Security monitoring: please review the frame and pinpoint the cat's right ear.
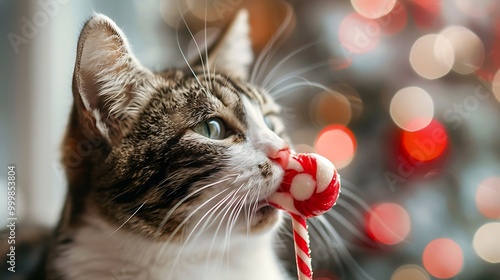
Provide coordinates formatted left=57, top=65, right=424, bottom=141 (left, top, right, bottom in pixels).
left=191, top=9, right=253, bottom=81
left=72, top=14, right=152, bottom=145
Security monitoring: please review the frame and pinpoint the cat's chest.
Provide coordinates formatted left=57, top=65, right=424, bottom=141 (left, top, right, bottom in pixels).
left=53, top=217, right=287, bottom=280
left=148, top=251, right=285, bottom=280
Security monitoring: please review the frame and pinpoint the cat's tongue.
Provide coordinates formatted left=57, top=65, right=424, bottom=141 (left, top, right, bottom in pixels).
left=268, top=153, right=341, bottom=219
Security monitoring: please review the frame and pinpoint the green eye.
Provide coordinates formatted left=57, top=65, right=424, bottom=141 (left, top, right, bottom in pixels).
left=264, top=116, right=275, bottom=131
left=193, top=118, right=226, bottom=139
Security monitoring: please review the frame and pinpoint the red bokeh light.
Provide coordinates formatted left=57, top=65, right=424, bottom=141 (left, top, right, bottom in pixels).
left=366, top=203, right=411, bottom=245
left=402, top=119, right=448, bottom=162
left=339, top=13, right=381, bottom=54
left=423, top=238, right=463, bottom=279
left=376, top=0, right=407, bottom=35
left=410, top=0, right=442, bottom=29
left=475, top=177, right=500, bottom=219
left=315, top=125, right=356, bottom=169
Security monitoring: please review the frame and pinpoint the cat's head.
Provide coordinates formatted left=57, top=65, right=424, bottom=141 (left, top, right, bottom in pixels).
left=63, top=11, right=291, bottom=244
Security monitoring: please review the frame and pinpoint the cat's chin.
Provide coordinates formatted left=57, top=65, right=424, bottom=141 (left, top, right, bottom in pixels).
left=247, top=202, right=281, bottom=234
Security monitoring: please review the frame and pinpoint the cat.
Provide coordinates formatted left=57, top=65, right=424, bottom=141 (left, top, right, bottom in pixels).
left=37, top=9, right=293, bottom=280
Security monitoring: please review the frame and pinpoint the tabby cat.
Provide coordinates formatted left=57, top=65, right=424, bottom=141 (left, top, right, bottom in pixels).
left=43, top=10, right=292, bottom=279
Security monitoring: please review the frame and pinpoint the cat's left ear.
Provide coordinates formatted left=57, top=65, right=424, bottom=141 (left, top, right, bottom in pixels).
left=194, top=9, right=253, bottom=81
left=72, top=14, right=153, bottom=145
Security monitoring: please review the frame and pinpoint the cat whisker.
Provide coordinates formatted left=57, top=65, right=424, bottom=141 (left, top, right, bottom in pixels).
left=175, top=6, right=209, bottom=94
left=336, top=199, right=367, bottom=226
left=249, top=3, right=293, bottom=85
left=323, top=210, right=373, bottom=244
left=265, top=60, right=330, bottom=91
left=182, top=189, right=235, bottom=246
left=204, top=0, right=211, bottom=87
left=341, top=183, right=373, bottom=213
left=205, top=188, right=246, bottom=277
left=155, top=175, right=237, bottom=236
left=244, top=188, right=255, bottom=236
left=163, top=187, right=238, bottom=278
left=260, top=40, right=323, bottom=88
left=176, top=0, right=207, bottom=81
left=223, top=192, right=247, bottom=276
left=162, top=182, right=246, bottom=278
left=176, top=25, right=207, bottom=94
left=246, top=185, right=262, bottom=232
left=108, top=201, right=146, bottom=237
left=177, top=188, right=233, bottom=245
left=271, top=78, right=332, bottom=100
left=315, top=215, right=376, bottom=280
left=222, top=196, right=246, bottom=275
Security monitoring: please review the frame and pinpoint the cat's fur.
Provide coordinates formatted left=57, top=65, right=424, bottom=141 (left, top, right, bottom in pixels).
left=43, top=10, right=291, bottom=280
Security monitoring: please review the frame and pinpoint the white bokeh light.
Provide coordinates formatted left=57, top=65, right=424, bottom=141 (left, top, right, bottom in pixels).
left=410, top=34, right=454, bottom=80
left=473, top=222, right=500, bottom=263
left=390, top=87, right=434, bottom=131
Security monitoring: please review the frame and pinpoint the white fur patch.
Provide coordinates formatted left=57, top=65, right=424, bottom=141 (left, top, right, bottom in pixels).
left=55, top=214, right=287, bottom=280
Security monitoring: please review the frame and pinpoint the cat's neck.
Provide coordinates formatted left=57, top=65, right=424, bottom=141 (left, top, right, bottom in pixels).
left=53, top=213, right=286, bottom=280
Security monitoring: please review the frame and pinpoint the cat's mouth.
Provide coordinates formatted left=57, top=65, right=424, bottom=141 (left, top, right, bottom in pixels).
left=255, top=201, right=277, bottom=215
left=245, top=201, right=280, bottom=233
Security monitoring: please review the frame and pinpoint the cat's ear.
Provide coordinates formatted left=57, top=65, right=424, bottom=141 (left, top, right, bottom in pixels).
left=72, top=14, right=152, bottom=145
left=196, top=9, right=253, bottom=81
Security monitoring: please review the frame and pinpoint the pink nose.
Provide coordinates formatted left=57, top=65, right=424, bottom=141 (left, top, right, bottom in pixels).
left=269, top=149, right=290, bottom=170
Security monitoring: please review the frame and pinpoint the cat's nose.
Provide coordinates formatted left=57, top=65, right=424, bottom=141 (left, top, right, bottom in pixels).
left=269, top=148, right=290, bottom=170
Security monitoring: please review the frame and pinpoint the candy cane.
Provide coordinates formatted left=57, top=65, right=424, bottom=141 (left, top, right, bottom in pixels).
left=269, top=153, right=341, bottom=280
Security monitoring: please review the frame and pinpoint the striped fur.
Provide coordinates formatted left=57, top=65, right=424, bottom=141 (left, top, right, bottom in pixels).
left=44, top=12, right=291, bottom=280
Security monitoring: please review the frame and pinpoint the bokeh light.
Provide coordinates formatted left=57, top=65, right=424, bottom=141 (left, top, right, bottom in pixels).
left=422, top=238, right=463, bottom=279
left=402, top=119, right=448, bottom=162
left=439, top=26, right=485, bottom=75
left=339, top=13, right=381, bottom=54
left=454, top=0, right=497, bottom=18
left=376, top=0, right=407, bottom=35
left=245, top=0, right=296, bottom=52
left=333, top=83, right=364, bottom=121
left=391, top=265, right=430, bottom=280
left=473, top=222, right=500, bottom=263
left=186, top=0, right=221, bottom=22
left=409, top=34, right=454, bottom=80
left=410, top=0, right=442, bottom=29
left=315, top=125, right=356, bottom=169
left=475, top=177, right=500, bottom=219
left=390, top=87, right=434, bottom=131
left=351, top=0, right=396, bottom=19
left=366, top=203, right=411, bottom=245
left=310, top=90, right=352, bottom=126
left=411, top=0, right=441, bottom=14
left=160, top=0, right=188, bottom=27
left=493, top=69, right=500, bottom=102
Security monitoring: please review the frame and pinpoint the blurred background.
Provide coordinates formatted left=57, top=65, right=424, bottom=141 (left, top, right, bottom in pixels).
left=1, top=0, right=500, bottom=279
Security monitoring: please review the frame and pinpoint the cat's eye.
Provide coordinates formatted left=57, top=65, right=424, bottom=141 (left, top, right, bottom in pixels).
left=264, top=115, right=275, bottom=131
left=193, top=118, right=227, bottom=140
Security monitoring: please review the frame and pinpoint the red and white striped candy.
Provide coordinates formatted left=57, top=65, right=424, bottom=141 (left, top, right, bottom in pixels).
left=268, top=153, right=341, bottom=280
left=269, top=153, right=341, bottom=219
